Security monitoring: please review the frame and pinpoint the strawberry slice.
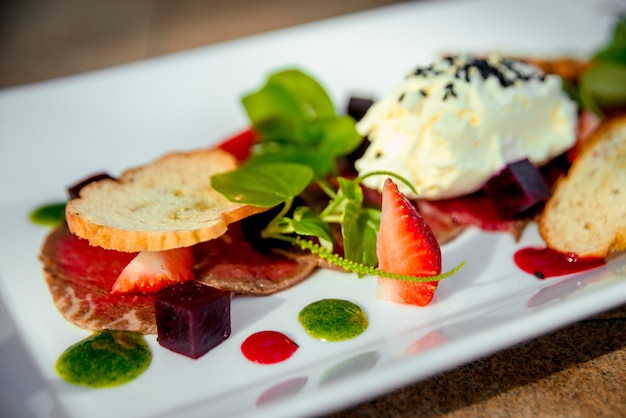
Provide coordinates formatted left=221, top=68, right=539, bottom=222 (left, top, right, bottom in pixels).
left=216, top=128, right=257, bottom=161
left=112, top=247, right=194, bottom=294
left=376, top=178, right=442, bottom=306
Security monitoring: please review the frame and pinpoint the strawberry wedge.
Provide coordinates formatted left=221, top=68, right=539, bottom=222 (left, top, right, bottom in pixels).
left=376, top=178, right=442, bottom=306
left=216, top=128, right=257, bottom=162
left=112, top=247, right=195, bottom=294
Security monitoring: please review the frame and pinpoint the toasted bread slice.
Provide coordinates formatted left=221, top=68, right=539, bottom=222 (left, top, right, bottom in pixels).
left=539, top=115, right=626, bottom=258
left=66, top=148, right=267, bottom=252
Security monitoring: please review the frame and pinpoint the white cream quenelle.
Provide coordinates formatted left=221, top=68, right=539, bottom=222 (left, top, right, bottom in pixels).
left=355, top=54, right=577, bottom=200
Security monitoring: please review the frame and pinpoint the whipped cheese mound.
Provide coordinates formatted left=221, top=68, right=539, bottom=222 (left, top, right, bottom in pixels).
left=355, top=54, right=577, bottom=200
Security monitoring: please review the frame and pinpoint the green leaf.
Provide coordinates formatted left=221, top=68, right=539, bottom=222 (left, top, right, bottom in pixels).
left=262, top=69, right=336, bottom=119
left=317, top=116, right=363, bottom=157
left=337, top=177, right=363, bottom=203
left=241, top=69, right=362, bottom=179
left=211, top=162, right=314, bottom=207
left=593, top=47, right=626, bottom=65
left=292, top=207, right=334, bottom=250
left=593, top=15, right=626, bottom=64
left=576, top=14, right=626, bottom=114
left=580, top=61, right=626, bottom=111
left=561, top=79, right=581, bottom=106
left=29, top=202, right=66, bottom=227
left=242, top=84, right=303, bottom=141
left=249, top=138, right=340, bottom=178
left=321, top=177, right=363, bottom=220
left=242, top=69, right=335, bottom=136
left=341, top=201, right=380, bottom=268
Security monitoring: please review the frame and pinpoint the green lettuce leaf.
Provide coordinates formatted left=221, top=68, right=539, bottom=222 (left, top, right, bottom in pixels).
left=211, top=162, right=313, bottom=207
left=241, top=69, right=361, bottom=178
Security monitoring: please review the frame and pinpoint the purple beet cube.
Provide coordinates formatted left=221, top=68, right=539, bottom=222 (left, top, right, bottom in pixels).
left=154, top=281, right=231, bottom=359
left=347, top=96, right=374, bottom=121
left=484, top=158, right=551, bottom=219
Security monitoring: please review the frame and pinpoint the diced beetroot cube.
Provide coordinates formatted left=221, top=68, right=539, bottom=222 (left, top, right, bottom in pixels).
left=483, top=158, right=551, bottom=219
left=347, top=97, right=374, bottom=121
left=154, top=281, right=231, bottom=359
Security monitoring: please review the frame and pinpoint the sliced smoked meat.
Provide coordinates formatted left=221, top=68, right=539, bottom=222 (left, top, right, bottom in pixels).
left=40, top=222, right=319, bottom=334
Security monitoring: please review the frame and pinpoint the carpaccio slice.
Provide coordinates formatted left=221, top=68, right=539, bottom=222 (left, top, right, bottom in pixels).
left=416, top=193, right=529, bottom=241
left=40, top=224, right=156, bottom=333
left=41, top=222, right=318, bottom=334
left=194, top=222, right=318, bottom=295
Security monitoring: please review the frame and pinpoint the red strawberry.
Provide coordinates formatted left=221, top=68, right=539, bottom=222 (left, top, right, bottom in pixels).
left=111, top=247, right=194, bottom=294
left=216, top=128, right=257, bottom=161
left=376, top=178, right=442, bottom=306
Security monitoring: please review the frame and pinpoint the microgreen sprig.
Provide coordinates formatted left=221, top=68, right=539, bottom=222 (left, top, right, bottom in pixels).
left=293, top=237, right=466, bottom=283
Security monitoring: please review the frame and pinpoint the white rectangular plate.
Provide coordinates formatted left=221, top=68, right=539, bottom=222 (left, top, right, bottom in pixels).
left=1, top=0, right=625, bottom=417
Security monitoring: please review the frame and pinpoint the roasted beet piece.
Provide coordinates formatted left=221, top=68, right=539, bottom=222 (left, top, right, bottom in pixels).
left=483, top=158, right=551, bottom=219
left=154, top=281, right=231, bottom=359
left=67, top=172, right=114, bottom=200
left=347, top=97, right=374, bottom=121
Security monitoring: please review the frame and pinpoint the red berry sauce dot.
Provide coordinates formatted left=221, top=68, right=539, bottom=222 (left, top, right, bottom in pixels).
left=241, top=331, right=298, bottom=365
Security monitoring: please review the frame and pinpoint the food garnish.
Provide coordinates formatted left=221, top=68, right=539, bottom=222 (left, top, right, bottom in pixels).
left=577, top=15, right=626, bottom=115
left=212, top=69, right=463, bottom=283
left=241, top=331, right=299, bottom=364
left=55, top=330, right=151, bottom=388
left=514, top=247, right=606, bottom=279
left=154, top=281, right=231, bottom=359
left=298, top=299, right=368, bottom=342
left=213, top=146, right=463, bottom=284
left=29, top=202, right=66, bottom=226
left=112, top=247, right=195, bottom=294
left=482, top=158, right=551, bottom=219
left=239, top=68, right=362, bottom=179
left=376, top=178, right=441, bottom=306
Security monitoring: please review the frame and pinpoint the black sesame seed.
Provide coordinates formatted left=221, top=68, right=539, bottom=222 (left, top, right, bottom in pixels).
left=501, top=58, right=545, bottom=84
left=474, top=59, right=513, bottom=87
left=414, top=67, right=429, bottom=77
left=443, top=83, right=457, bottom=100
left=533, top=270, right=545, bottom=279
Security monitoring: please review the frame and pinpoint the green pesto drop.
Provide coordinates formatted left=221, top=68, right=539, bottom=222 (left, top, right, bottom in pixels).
left=29, top=202, right=66, bottom=226
left=298, top=299, right=368, bottom=342
left=55, top=330, right=152, bottom=388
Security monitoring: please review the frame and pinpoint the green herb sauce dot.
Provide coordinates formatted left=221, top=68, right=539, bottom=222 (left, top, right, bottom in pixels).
left=298, top=299, right=368, bottom=342
left=29, top=202, right=66, bottom=226
left=55, top=330, right=152, bottom=388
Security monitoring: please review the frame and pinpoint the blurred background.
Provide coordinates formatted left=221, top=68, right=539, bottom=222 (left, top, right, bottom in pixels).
left=0, top=0, right=410, bottom=89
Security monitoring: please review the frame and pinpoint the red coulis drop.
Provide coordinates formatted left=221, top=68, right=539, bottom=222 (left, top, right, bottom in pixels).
left=514, top=246, right=605, bottom=279
left=241, top=331, right=298, bottom=364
